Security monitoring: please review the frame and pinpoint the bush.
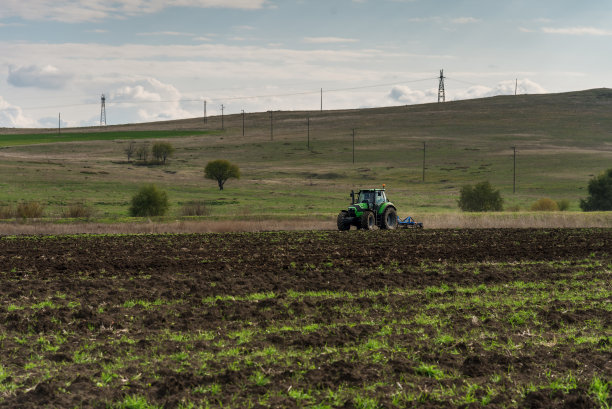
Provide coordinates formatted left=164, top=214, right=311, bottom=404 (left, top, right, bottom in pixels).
left=129, top=185, right=169, bottom=217
left=180, top=201, right=211, bottom=216
left=16, top=201, right=45, bottom=218
left=62, top=202, right=95, bottom=218
left=152, top=142, right=175, bottom=164
left=0, top=206, right=16, bottom=219
left=457, top=181, right=503, bottom=212
left=0, top=203, right=46, bottom=219
left=530, top=198, right=559, bottom=211
left=580, top=169, right=612, bottom=211
left=556, top=199, right=570, bottom=211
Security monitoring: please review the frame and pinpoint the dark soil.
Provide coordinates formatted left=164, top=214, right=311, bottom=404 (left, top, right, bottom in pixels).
left=0, top=229, right=610, bottom=408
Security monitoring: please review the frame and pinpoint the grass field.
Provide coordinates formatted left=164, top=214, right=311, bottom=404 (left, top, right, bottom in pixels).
left=0, top=88, right=611, bottom=227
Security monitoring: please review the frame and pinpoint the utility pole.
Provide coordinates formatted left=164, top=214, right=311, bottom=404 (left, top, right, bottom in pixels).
left=512, top=146, right=516, bottom=193
left=241, top=110, right=245, bottom=137
left=320, top=88, right=323, bottom=111
left=515, top=79, right=518, bottom=96
left=422, top=142, right=426, bottom=182
left=221, top=104, right=224, bottom=129
left=352, top=128, right=355, bottom=164
left=58, top=113, right=61, bottom=135
left=307, top=115, right=310, bottom=150
left=438, top=69, right=445, bottom=103
left=203, top=100, right=207, bottom=123
left=269, top=111, right=273, bottom=141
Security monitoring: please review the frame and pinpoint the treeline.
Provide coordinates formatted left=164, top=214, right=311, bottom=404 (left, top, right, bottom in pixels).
left=458, top=169, right=612, bottom=212
left=124, top=141, right=175, bottom=165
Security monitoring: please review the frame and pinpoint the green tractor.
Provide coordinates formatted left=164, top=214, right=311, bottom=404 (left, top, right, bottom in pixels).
left=337, top=185, right=398, bottom=230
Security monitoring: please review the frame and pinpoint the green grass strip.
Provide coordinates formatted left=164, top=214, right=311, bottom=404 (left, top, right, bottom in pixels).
left=0, top=130, right=212, bottom=147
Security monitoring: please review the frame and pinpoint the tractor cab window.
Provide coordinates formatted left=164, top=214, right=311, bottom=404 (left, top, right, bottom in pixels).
left=376, top=191, right=386, bottom=205
left=359, top=191, right=374, bottom=205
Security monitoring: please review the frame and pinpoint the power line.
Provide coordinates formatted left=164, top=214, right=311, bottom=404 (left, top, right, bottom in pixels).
left=446, top=76, right=501, bottom=88
left=12, top=74, right=529, bottom=114
left=12, top=77, right=439, bottom=112
left=326, top=77, right=436, bottom=93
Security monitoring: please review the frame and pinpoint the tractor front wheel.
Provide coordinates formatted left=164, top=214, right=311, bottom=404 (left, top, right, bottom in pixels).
left=381, top=207, right=398, bottom=230
left=337, top=211, right=350, bottom=231
left=360, top=211, right=376, bottom=230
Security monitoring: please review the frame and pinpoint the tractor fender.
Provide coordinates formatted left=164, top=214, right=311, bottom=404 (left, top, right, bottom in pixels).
left=377, top=202, right=396, bottom=215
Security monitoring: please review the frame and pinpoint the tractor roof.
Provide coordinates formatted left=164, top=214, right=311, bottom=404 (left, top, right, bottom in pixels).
left=359, top=188, right=385, bottom=192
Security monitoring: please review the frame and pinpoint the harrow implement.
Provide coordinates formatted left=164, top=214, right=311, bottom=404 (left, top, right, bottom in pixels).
left=397, top=216, right=423, bottom=229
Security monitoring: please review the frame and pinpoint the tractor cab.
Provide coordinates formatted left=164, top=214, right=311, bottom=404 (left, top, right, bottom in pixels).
left=356, top=189, right=387, bottom=210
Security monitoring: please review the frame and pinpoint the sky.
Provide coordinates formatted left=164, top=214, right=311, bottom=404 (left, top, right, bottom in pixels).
left=1, top=0, right=611, bottom=128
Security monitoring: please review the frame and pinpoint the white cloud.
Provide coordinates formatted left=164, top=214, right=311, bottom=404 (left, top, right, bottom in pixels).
left=542, top=26, right=612, bottom=36
left=452, top=79, right=547, bottom=100
left=7, top=64, right=73, bottom=89
left=303, top=37, right=359, bottom=44
left=0, top=0, right=269, bottom=23
left=451, top=17, right=480, bottom=24
left=137, top=31, right=194, bottom=36
left=0, top=41, right=395, bottom=69
left=193, top=36, right=213, bottom=42
left=38, top=115, right=68, bottom=128
left=388, top=86, right=437, bottom=105
left=0, top=96, right=38, bottom=127
left=106, top=77, right=196, bottom=123
left=388, top=79, right=547, bottom=105
left=0, top=39, right=458, bottom=125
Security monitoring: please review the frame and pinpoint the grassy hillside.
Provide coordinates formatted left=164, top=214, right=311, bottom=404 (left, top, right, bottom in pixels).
left=1, top=88, right=611, bottom=223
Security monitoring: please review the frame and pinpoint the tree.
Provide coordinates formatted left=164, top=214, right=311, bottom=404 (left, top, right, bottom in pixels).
left=458, top=181, right=503, bottom=212
left=580, top=168, right=612, bottom=211
left=136, top=144, right=149, bottom=162
left=152, top=142, right=175, bottom=164
left=204, top=160, right=240, bottom=190
left=125, top=140, right=136, bottom=162
left=129, top=185, right=169, bottom=217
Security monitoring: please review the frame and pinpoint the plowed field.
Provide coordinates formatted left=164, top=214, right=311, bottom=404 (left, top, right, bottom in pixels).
left=0, top=229, right=610, bottom=408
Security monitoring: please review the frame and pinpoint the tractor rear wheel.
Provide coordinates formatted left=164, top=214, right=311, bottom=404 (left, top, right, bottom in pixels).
left=337, top=211, right=350, bottom=231
left=360, top=211, right=376, bottom=230
left=381, top=207, right=398, bottom=230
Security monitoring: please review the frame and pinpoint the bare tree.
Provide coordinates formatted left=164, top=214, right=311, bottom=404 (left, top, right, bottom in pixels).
left=125, top=140, right=136, bottom=162
left=136, top=144, right=149, bottom=162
